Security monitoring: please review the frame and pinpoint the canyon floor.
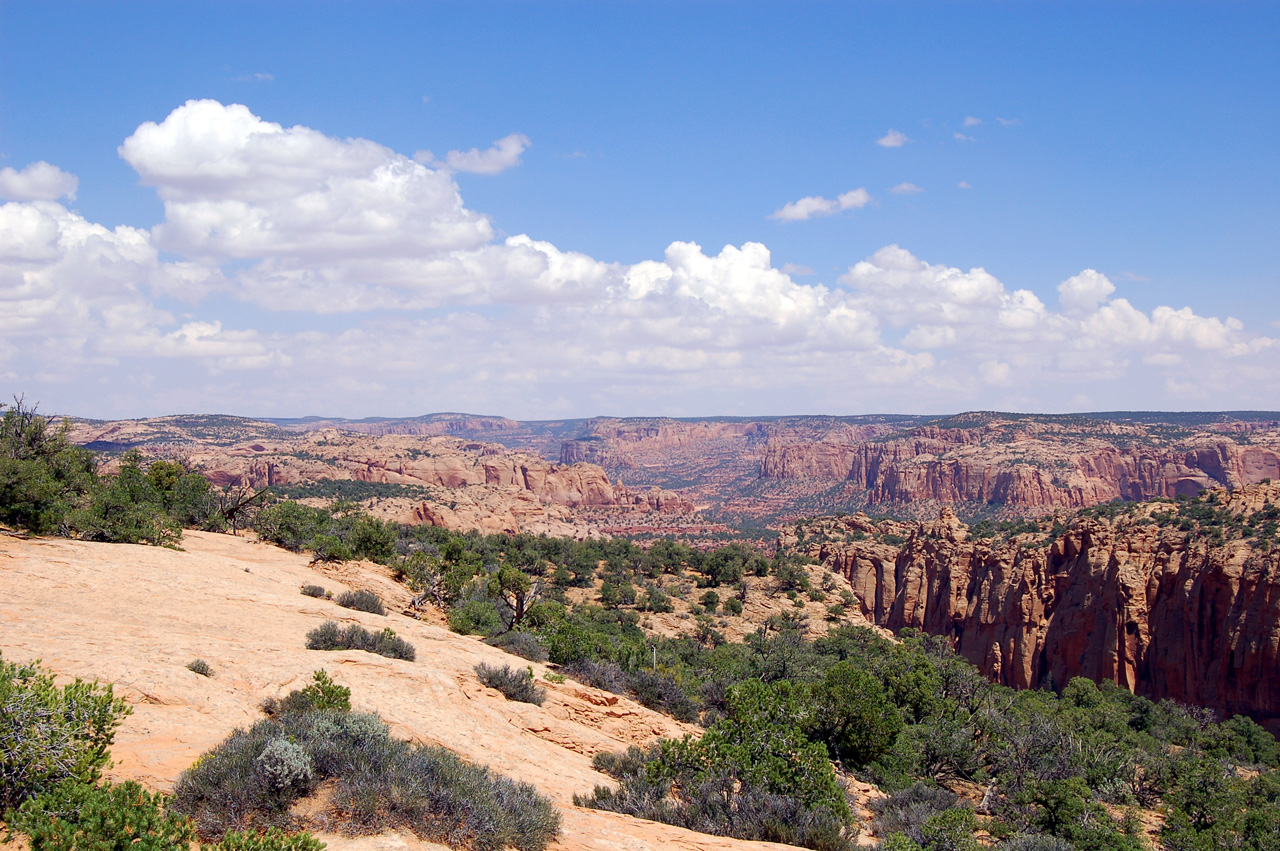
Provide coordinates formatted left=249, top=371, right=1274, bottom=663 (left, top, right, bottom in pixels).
left=0, top=529, right=879, bottom=851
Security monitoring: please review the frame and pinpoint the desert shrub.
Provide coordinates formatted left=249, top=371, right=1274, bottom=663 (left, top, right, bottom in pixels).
left=564, top=659, right=628, bottom=694
left=0, top=399, right=97, bottom=535
left=920, top=807, right=980, bottom=851
left=1000, top=837, right=1076, bottom=851
left=204, top=828, right=326, bottom=851
left=581, top=740, right=854, bottom=851
left=8, top=779, right=195, bottom=851
left=254, top=739, right=314, bottom=794
left=305, top=621, right=415, bottom=662
left=299, top=585, right=327, bottom=598
left=484, top=631, right=548, bottom=662
left=263, top=670, right=351, bottom=716
left=0, top=654, right=130, bottom=810
left=636, top=586, right=673, bottom=613
left=448, top=599, right=504, bottom=636
left=475, top=663, right=546, bottom=706
left=806, top=661, right=903, bottom=768
left=187, top=659, right=214, bottom=678
left=253, top=501, right=329, bottom=552
left=171, top=710, right=559, bottom=850
left=870, top=784, right=960, bottom=847
left=723, top=597, right=744, bottom=616
left=578, top=679, right=855, bottom=851
left=625, top=669, right=700, bottom=722
left=334, top=589, right=385, bottom=615
left=69, top=452, right=183, bottom=547
left=252, top=501, right=396, bottom=564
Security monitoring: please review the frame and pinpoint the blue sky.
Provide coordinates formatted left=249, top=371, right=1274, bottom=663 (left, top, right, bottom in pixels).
left=1, top=2, right=1277, bottom=419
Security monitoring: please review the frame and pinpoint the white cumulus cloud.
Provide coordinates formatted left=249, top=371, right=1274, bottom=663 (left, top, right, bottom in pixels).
left=440, top=133, right=530, bottom=175
left=877, top=130, right=910, bottom=148
left=0, top=162, right=79, bottom=201
left=769, top=188, right=870, bottom=221
left=4, top=101, right=1277, bottom=417
left=890, top=182, right=924, bottom=194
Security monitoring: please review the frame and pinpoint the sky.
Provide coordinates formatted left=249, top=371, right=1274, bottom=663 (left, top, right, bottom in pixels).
left=1, top=1, right=1278, bottom=420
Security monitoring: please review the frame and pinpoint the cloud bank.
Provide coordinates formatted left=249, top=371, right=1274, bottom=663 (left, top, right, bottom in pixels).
left=2, top=100, right=1275, bottom=418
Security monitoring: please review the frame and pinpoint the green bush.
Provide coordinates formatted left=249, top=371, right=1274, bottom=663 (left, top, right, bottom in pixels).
left=0, top=400, right=97, bottom=535
left=475, top=663, right=546, bottom=705
left=309, top=533, right=352, bottom=563
left=262, top=670, right=352, bottom=717
left=187, top=659, right=214, bottom=678
left=334, top=589, right=385, bottom=615
left=304, top=621, right=415, bottom=662
left=0, top=654, right=130, bottom=810
left=580, top=740, right=855, bottom=851
left=172, top=710, right=559, bottom=850
left=203, top=828, right=325, bottom=851
left=7, top=780, right=195, bottom=851
left=723, top=597, right=744, bottom=616
left=448, top=599, right=504, bottom=636
left=806, top=661, right=903, bottom=768
left=869, top=785, right=960, bottom=846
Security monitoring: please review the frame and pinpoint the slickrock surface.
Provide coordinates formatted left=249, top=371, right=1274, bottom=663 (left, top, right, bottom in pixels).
left=0, top=530, right=806, bottom=851
left=782, top=482, right=1280, bottom=734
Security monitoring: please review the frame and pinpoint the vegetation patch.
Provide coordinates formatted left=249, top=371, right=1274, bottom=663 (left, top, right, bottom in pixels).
left=187, top=659, right=214, bottom=677
left=577, top=681, right=858, bottom=850
left=483, top=630, right=548, bottom=662
left=305, top=621, right=415, bottom=662
left=475, top=663, right=545, bottom=705
left=333, top=589, right=385, bottom=615
left=0, top=653, right=130, bottom=811
left=8, top=779, right=195, bottom=851
left=170, top=706, right=559, bottom=851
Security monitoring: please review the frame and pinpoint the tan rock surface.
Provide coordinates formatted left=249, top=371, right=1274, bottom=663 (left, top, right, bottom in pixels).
left=0, top=531, right=804, bottom=851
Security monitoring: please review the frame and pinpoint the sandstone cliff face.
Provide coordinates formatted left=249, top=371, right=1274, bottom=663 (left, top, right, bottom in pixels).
left=761, top=420, right=1280, bottom=515
left=72, top=421, right=701, bottom=537
left=783, top=483, right=1280, bottom=733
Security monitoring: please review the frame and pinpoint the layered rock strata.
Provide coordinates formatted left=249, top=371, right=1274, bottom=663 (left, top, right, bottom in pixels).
left=782, top=482, right=1280, bottom=732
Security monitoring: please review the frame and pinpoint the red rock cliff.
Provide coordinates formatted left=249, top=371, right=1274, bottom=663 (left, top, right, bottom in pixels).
left=762, top=420, right=1280, bottom=513
left=785, top=483, right=1280, bottom=732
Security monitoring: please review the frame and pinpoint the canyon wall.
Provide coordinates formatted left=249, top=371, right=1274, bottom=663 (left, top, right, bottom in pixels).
left=762, top=424, right=1280, bottom=513
left=785, top=483, right=1280, bottom=732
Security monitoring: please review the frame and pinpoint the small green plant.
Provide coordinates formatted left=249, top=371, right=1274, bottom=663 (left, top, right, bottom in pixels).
left=334, top=589, right=385, bottom=615
left=305, top=621, right=415, bottom=662
left=475, top=663, right=546, bottom=706
left=298, top=669, right=351, bottom=711
left=187, top=659, right=214, bottom=678
left=203, top=828, right=326, bottom=851
left=0, top=654, right=130, bottom=810
left=299, top=585, right=327, bottom=599
left=8, top=780, right=195, bottom=851
left=260, top=669, right=351, bottom=716
left=723, top=597, right=744, bottom=616
left=543, top=671, right=566, bottom=684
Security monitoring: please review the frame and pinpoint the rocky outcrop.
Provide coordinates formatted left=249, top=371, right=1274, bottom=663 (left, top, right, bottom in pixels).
left=783, top=483, right=1280, bottom=733
left=761, top=420, right=1280, bottom=514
